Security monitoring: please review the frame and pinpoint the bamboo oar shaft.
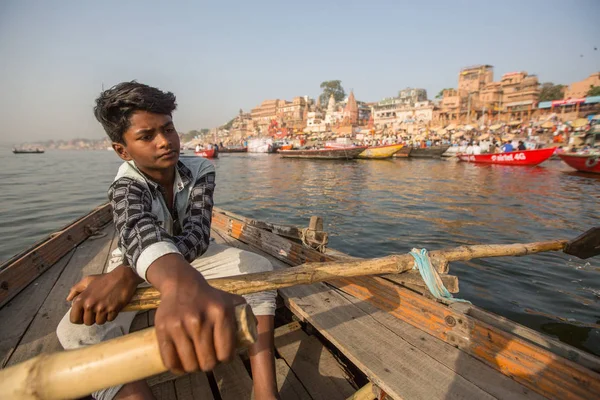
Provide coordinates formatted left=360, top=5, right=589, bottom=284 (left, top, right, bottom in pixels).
left=0, top=304, right=256, bottom=400
left=124, top=239, right=568, bottom=311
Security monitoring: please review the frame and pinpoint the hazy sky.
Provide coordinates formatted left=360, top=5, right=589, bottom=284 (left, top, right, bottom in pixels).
left=1, top=0, right=598, bottom=143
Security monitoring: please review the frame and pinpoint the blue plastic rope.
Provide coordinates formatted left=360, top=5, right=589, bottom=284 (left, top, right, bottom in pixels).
left=410, top=248, right=471, bottom=304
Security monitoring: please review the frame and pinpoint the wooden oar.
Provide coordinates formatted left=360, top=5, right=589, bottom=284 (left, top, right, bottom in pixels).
left=0, top=304, right=256, bottom=400
left=125, top=230, right=599, bottom=311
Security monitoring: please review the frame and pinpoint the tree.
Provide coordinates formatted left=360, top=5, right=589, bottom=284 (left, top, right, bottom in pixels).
left=587, top=85, right=600, bottom=97
left=319, top=80, right=346, bottom=106
left=435, top=88, right=454, bottom=99
left=538, top=82, right=565, bottom=102
left=221, top=117, right=236, bottom=130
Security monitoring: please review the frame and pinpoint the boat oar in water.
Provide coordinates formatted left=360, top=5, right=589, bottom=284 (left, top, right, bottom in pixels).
left=0, top=229, right=597, bottom=399
left=125, top=228, right=600, bottom=311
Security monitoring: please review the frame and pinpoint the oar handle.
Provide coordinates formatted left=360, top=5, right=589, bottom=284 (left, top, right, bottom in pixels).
left=0, top=304, right=256, bottom=400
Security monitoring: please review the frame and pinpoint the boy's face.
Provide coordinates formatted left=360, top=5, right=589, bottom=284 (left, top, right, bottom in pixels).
left=113, top=111, right=180, bottom=172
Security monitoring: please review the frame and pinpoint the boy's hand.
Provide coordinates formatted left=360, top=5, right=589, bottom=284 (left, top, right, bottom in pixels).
left=68, top=265, right=142, bottom=325
left=147, top=253, right=245, bottom=374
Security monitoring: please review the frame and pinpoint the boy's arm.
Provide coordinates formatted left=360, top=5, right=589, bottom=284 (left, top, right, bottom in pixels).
left=171, top=172, right=215, bottom=262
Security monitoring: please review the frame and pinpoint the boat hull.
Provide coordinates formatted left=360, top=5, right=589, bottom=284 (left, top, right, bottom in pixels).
left=558, top=153, right=600, bottom=174
left=409, top=145, right=451, bottom=158
left=194, top=149, right=218, bottom=158
left=220, top=147, right=247, bottom=153
left=248, top=139, right=275, bottom=153
left=393, top=147, right=412, bottom=157
left=357, top=144, right=404, bottom=159
left=279, top=147, right=367, bottom=159
left=457, top=147, right=556, bottom=166
left=13, top=150, right=44, bottom=154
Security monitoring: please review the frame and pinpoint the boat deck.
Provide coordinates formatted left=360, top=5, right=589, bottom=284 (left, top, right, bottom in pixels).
left=1, top=213, right=599, bottom=399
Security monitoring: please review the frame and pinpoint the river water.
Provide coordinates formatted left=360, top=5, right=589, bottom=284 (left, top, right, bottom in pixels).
left=1, top=147, right=599, bottom=356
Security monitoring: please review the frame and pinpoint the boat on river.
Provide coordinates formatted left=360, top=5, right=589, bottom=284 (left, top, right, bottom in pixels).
left=279, top=146, right=367, bottom=159
left=410, top=145, right=451, bottom=158
left=219, top=146, right=247, bottom=153
left=248, top=138, right=275, bottom=153
left=394, top=145, right=451, bottom=158
left=1, top=205, right=599, bottom=399
left=12, top=148, right=44, bottom=154
left=558, top=153, right=600, bottom=174
left=194, top=148, right=218, bottom=158
left=458, top=147, right=556, bottom=166
left=357, top=143, right=404, bottom=159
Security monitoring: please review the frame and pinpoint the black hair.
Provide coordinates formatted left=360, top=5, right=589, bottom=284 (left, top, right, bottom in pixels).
left=94, top=81, right=177, bottom=143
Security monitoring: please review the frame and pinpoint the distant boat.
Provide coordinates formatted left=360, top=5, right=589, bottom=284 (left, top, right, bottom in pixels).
left=357, top=143, right=404, bottom=159
left=13, top=148, right=44, bottom=154
left=457, top=148, right=556, bottom=166
left=194, top=148, right=218, bottom=158
left=219, top=146, right=248, bottom=153
left=248, top=138, right=275, bottom=153
left=279, top=147, right=367, bottom=160
left=410, top=145, right=451, bottom=158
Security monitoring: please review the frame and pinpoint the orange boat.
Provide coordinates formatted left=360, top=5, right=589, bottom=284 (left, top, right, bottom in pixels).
left=194, top=148, right=218, bottom=158
left=558, top=153, right=600, bottom=174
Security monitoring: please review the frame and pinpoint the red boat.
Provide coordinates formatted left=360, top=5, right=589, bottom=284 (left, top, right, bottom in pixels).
left=558, top=153, right=600, bottom=174
left=194, top=148, right=218, bottom=158
left=457, top=147, right=556, bottom=166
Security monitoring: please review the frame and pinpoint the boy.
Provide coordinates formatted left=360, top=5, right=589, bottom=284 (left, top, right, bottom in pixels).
left=56, top=81, right=279, bottom=400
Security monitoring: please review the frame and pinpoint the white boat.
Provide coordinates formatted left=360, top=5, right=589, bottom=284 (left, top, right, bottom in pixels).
left=247, top=138, right=274, bottom=153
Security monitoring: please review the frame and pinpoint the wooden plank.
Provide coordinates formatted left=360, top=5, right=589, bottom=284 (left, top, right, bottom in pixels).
left=4, top=225, right=115, bottom=367
left=0, top=249, right=75, bottom=368
left=212, top=356, right=253, bottom=400
left=274, top=322, right=355, bottom=400
left=0, top=204, right=113, bottom=307
left=333, top=290, right=546, bottom=400
left=275, top=358, right=312, bottom=400
left=383, top=272, right=459, bottom=293
left=280, top=283, right=496, bottom=400
left=212, top=215, right=600, bottom=400
left=151, top=380, right=177, bottom=400
left=174, top=373, right=214, bottom=399
left=464, top=304, right=600, bottom=374
left=331, top=276, right=600, bottom=400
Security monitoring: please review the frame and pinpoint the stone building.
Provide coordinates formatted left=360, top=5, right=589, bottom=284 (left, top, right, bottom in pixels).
left=564, top=72, right=600, bottom=99
left=277, top=96, right=307, bottom=130
left=398, top=88, right=428, bottom=105
left=251, top=99, right=281, bottom=133
left=499, top=71, right=539, bottom=121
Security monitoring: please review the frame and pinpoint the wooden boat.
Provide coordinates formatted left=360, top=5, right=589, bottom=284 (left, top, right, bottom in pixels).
left=357, top=143, right=404, bottom=159
left=409, top=145, right=451, bottom=158
left=279, top=147, right=367, bottom=159
left=194, top=148, right=218, bottom=158
left=279, top=144, right=293, bottom=151
left=219, top=146, right=247, bottom=153
left=458, top=147, right=556, bottom=166
left=12, top=148, right=44, bottom=154
left=393, top=146, right=412, bottom=157
left=558, top=153, right=600, bottom=174
left=1, top=206, right=600, bottom=399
